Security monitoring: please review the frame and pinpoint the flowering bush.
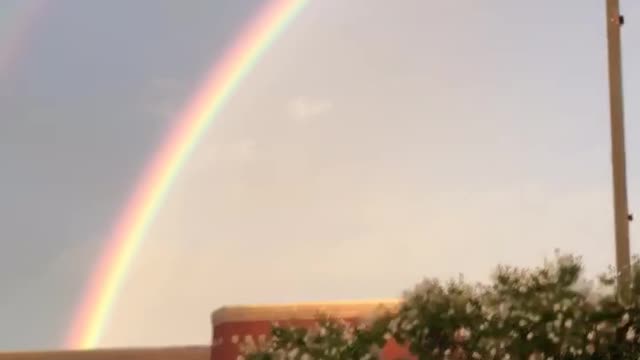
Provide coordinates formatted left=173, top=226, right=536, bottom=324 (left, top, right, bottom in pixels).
left=242, top=252, right=640, bottom=360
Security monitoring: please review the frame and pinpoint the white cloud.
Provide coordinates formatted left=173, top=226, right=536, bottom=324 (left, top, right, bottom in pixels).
left=287, top=96, right=333, bottom=122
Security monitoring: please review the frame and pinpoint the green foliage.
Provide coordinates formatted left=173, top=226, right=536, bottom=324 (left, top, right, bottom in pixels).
left=241, top=252, right=640, bottom=360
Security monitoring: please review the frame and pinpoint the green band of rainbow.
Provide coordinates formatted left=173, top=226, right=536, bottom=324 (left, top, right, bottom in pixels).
left=66, top=0, right=307, bottom=349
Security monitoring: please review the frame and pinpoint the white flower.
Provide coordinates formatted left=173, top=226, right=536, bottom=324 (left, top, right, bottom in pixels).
left=288, top=348, right=299, bottom=358
left=454, top=327, right=471, bottom=342
left=587, top=331, right=595, bottom=341
left=627, top=327, right=636, bottom=341
left=466, top=302, right=474, bottom=314
left=527, top=332, right=534, bottom=340
left=564, top=319, right=573, bottom=328
left=319, top=327, right=328, bottom=336
left=622, top=313, right=631, bottom=325
left=388, top=318, right=400, bottom=332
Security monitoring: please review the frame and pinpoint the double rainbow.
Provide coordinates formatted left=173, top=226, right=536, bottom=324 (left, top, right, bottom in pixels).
left=66, top=0, right=308, bottom=349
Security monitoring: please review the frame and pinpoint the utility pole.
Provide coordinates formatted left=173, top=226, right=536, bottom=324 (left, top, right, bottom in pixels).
left=605, top=0, right=632, bottom=302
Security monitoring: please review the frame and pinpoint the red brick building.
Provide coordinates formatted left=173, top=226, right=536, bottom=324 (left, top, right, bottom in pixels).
left=210, top=300, right=413, bottom=359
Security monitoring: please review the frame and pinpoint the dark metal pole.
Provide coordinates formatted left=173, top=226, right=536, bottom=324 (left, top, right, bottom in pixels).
left=605, top=0, right=632, bottom=301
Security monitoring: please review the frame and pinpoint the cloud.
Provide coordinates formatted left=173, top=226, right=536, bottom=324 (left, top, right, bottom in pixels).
left=287, top=96, right=333, bottom=122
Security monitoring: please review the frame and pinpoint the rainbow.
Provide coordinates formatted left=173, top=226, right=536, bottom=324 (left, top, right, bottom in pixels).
left=0, top=0, right=47, bottom=78
left=66, top=0, right=308, bottom=349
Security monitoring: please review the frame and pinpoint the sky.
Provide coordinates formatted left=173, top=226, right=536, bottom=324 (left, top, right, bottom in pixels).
left=0, top=0, right=639, bottom=351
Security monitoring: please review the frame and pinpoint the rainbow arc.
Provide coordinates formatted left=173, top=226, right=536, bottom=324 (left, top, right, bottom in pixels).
left=66, top=0, right=308, bottom=349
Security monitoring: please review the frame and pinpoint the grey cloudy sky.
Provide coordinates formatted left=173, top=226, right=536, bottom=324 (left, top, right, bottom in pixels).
left=1, top=0, right=640, bottom=351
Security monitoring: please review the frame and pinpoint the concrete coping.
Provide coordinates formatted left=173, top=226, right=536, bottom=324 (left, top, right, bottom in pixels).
left=211, top=299, right=401, bottom=326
